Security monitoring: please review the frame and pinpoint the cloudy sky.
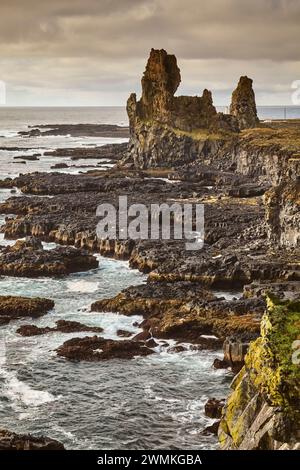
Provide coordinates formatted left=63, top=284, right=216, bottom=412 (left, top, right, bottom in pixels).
left=0, top=0, right=299, bottom=106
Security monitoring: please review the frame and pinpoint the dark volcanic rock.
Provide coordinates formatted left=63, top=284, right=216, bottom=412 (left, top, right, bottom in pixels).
left=0, top=236, right=98, bottom=277
left=0, top=429, right=64, bottom=450
left=204, top=398, right=225, bottom=419
left=0, top=296, right=54, bottom=324
left=202, top=420, right=220, bottom=436
left=116, top=329, right=134, bottom=337
left=230, top=76, right=259, bottom=130
left=17, top=320, right=104, bottom=336
left=56, top=335, right=155, bottom=361
left=19, top=124, right=129, bottom=138
left=92, top=281, right=264, bottom=343
left=14, top=154, right=40, bottom=161
left=45, top=142, right=128, bottom=161
left=50, top=163, right=69, bottom=169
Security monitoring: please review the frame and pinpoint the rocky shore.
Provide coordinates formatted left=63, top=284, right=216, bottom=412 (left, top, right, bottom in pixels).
left=0, top=48, right=298, bottom=450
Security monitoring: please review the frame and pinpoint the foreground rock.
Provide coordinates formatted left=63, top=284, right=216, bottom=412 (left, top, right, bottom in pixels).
left=0, top=237, right=98, bottom=277
left=17, top=320, right=103, bottom=336
left=219, top=296, right=300, bottom=450
left=0, top=429, right=64, bottom=450
left=0, top=296, right=54, bottom=325
left=56, top=335, right=155, bottom=361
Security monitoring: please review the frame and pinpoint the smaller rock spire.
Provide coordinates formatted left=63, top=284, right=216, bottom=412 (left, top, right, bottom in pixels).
left=230, top=76, right=259, bottom=130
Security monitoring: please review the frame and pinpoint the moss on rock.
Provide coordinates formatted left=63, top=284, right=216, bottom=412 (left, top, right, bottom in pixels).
left=219, top=295, right=300, bottom=449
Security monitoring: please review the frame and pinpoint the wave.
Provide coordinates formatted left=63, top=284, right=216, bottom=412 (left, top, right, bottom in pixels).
left=1, top=369, right=58, bottom=408
left=67, top=280, right=99, bottom=293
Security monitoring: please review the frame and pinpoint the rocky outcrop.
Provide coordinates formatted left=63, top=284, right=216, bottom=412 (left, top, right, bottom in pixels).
left=124, top=49, right=265, bottom=169
left=0, top=429, right=64, bottom=450
left=92, top=281, right=263, bottom=343
left=0, top=296, right=54, bottom=325
left=0, top=236, right=98, bottom=277
left=56, top=335, right=155, bottom=361
left=230, top=76, right=259, bottom=130
left=219, top=296, right=300, bottom=450
left=19, top=124, right=129, bottom=138
left=16, top=320, right=103, bottom=336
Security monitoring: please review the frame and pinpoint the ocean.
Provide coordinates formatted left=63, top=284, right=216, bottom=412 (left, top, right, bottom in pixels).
left=0, top=106, right=233, bottom=450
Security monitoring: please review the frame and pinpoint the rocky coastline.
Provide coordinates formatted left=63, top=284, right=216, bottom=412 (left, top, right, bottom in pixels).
left=0, top=49, right=299, bottom=450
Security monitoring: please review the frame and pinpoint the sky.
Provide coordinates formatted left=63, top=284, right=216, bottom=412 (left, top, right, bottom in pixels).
left=0, top=0, right=299, bottom=107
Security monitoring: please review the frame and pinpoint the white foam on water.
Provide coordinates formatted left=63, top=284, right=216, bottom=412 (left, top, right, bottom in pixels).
left=66, top=280, right=100, bottom=293
left=0, top=130, right=19, bottom=138
left=85, top=311, right=142, bottom=340
left=1, top=369, right=58, bottom=408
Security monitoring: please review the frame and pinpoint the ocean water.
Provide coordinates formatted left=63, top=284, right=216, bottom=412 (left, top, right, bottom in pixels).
left=0, top=107, right=232, bottom=449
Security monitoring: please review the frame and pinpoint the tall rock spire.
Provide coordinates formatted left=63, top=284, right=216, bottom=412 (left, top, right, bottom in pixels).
left=230, top=76, right=259, bottom=130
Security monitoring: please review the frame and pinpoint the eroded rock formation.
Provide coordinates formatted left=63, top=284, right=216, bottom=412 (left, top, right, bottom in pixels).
left=230, top=76, right=259, bottom=130
left=125, top=48, right=260, bottom=168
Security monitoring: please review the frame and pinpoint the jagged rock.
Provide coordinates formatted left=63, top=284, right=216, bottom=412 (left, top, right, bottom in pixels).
left=0, top=429, right=64, bottom=450
left=0, top=295, right=54, bottom=324
left=201, top=420, right=220, bottom=436
left=230, top=76, right=259, bottom=130
left=56, top=335, right=155, bottom=361
left=125, top=49, right=239, bottom=169
left=219, top=296, right=300, bottom=450
left=92, top=281, right=263, bottom=343
left=204, top=398, right=225, bottom=419
left=0, top=236, right=98, bottom=277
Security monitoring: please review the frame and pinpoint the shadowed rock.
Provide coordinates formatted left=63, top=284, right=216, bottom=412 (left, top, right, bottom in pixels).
left=0, top=429, right=64, bottom=450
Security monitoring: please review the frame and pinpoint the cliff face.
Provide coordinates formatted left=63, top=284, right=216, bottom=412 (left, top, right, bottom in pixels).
left=219, top=296, right=300, bottom=450
left=264, top=179, right=300, bottom=248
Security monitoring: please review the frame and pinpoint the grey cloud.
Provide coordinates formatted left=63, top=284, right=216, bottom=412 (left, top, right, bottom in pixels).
left=0, top=0, right=299, bottom=105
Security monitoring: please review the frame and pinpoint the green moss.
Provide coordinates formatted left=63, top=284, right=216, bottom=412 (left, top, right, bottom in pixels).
left=245, top=295, right=300, bottom=410
left=219, top=296, right=300, bottom=448
left=240, top=125, right=300, bottom=154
